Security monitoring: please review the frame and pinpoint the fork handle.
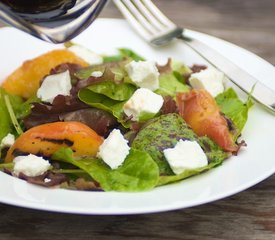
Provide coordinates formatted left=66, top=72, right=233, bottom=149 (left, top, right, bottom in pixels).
left=179, top=34, right=275, bottom=114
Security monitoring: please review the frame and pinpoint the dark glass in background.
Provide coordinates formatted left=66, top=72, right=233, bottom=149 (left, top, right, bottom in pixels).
left=0, top=0, right=108, bottom=43
left=1, top=0, right=73, bottom=13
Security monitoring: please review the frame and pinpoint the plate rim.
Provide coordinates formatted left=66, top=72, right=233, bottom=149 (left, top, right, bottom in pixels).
left=0, top=18, right=274, bottom=215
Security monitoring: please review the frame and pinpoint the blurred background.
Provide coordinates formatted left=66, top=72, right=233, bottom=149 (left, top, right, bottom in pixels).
left=99, top=0, right=275, bottom=65
left=1, top=0, right=274, bottom=65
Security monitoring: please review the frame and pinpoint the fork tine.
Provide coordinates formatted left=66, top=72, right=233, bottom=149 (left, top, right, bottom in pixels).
left=114, top=0, right=182, bottom=46
left=118, top=0, right=160, bottom=35
left=142, top=0, right=177, bottom=28
left=131, top=0, right=164, bottom=31
left=113, top=0, right=153, bottom=41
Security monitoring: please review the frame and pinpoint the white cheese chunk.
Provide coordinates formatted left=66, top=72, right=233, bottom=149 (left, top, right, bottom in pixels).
left=13, top=154, right=51, bottom=177
left=125, top=60, right=160, bottom=91
left=91, top=71, right=103, bottom=77
left=97, top=129, right=130, bottom=169
left=68, top=45, right=103, bottom=65
left=123, top=88, right=164, bottom=121
left=37, top=70, right=72, bottom=103
left=163, top=140, right=208, bottom=175
left=44, top=178, right=51, bottom=183
left=0, top=133, right=15, bottom=148
left=189, top=68, right=225, bottom=97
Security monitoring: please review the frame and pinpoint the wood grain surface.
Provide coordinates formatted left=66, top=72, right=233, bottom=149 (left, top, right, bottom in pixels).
left=0, top=1, right=274, bottom=239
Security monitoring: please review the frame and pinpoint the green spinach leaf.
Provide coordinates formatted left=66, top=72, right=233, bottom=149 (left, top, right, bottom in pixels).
left=155, top=72, right=190, bottom=97
left=103, top=55, right=124, bottom=63
left=86, top=81, right=136, bottom=101
left=52, top=148, right=159, bottom=192
left=118, top=48, right=145, bottom=61
left=78, top=88, right=129, bottom=127
left=0, top=88, right=24, bottom=141
left=157, top=157, right=223, bottom=186
left=171, top=60, right=192, bottom=76
left=216, top=88, right=253, bottom=137
left=15, top=95, right=41, bottom=119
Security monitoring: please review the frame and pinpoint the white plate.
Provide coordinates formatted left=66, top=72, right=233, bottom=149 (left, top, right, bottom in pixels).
left=0, top=18, right=274, bottom=215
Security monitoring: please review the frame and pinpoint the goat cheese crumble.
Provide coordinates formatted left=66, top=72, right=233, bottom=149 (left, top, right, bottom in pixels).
left=13, top=154, right=51, bottom=177
left=68, top=45, right=103, bottom=65
left=123, top=88, right=164, bottom=121
left=0, top=133, right=15, bottom=148
left=97, top=129, right=130, bottom=169
left=189, top=68, right=225, bottom=97
left=37, top=70, right=72, bottom=103
left=125, top=60, right=160, bottom=91
left=164, top=140, right=208, bottom=175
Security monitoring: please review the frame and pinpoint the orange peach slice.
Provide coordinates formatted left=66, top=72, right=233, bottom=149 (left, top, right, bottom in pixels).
left=1, top=49, right=89, bottom=99
left=5, top=121, right=103, bottom=162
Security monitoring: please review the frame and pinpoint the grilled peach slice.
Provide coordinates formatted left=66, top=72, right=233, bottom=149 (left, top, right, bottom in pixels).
left=1, top=49, right=89, bottom=99
left=177, top=89, right=239, bottom=153
left=5, top=122, right=103, bottom=162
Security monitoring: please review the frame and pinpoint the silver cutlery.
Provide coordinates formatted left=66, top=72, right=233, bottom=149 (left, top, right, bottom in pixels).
left=113, top=0, right=275, bottom=114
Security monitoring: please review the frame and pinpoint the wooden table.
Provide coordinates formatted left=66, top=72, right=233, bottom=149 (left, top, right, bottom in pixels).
left=0, top=1, right=274, bottom=239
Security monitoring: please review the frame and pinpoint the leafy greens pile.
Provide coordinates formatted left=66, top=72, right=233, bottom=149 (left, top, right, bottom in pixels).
left=0, top=48, right=252, bottom=192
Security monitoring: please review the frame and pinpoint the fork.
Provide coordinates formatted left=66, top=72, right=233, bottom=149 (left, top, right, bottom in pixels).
left=113, top=0, right=275, bottom=114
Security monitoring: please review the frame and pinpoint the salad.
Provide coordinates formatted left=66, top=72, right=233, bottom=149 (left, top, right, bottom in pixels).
left=0, top=45, right=252, bottom=192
